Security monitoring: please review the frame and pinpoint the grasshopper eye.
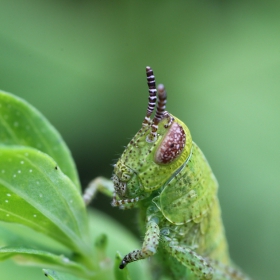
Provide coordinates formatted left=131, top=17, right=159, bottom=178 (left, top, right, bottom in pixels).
left=155, top=122, right=186, bottom=164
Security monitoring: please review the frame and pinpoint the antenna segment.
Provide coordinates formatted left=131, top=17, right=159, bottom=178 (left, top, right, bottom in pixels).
left=142, top=66, right=157, bottom=126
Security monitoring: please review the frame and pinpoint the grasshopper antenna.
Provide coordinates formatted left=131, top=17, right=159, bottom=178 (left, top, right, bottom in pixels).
left=147, top=84, right=167, bottom=141
left=142, top=66, right=157, bottom=126
left=153, top=84, right=167, bottom=125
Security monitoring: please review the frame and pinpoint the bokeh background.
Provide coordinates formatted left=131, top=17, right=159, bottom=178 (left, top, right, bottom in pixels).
left=1, top=1, right=280, bottom=279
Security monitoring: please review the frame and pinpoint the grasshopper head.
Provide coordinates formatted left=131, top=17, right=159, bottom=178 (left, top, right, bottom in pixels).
left=112, top=67, right=192, bottom=208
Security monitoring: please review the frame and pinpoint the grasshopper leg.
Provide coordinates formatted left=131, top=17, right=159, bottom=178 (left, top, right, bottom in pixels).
left=161, top=236, right=213, bottom=280
left=119, top=220, right=160, bottom=269
left=83, top=176, right=114, bottom=205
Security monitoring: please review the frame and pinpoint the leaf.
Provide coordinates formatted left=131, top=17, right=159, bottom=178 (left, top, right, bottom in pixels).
left=0, top=146, right=90, bottom=258
left=0, top=247, right=89, bottom=277
left=0, top=210, right=154, bottom=280
left=94, top=234, right=108, bottom=263
left=0, top=221, right=71, bottom=255
left=0, top=90, right=80, bottom=190
left=114, top=252, right=131, bottom=280
left=88, top=210, right=152, bottom=280
left=43, top=269, right=85, bottom=280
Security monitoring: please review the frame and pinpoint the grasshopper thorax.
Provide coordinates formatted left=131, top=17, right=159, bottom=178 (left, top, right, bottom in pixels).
left=112, top=67, right=192, bottom=208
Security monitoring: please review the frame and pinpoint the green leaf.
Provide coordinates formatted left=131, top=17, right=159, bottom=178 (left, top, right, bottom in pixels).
left=88, top=210, right=152, bottom=280
left=0, top=146, right=90, bottom=258
left=43, top=269, right=85, bottom=280
left=0, top=247, right=89, bottom=277
left=0, top=210, right=153, bottom=280
left=93, top=234, right=108, bottom=263
left=0, top=221, right=71, bottom=255
left=0, top=90, right=80, bottom=190
left=114, top=252, right=131, bottom=280
left=0, top=259, right=43, bottom=279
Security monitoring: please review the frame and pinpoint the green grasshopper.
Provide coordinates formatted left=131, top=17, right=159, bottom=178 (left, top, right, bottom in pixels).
left=83, top=67, right=251, bottom=280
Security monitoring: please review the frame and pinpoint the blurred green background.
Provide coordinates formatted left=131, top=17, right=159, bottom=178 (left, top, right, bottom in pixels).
left=0, top=1, right=279, bottom=279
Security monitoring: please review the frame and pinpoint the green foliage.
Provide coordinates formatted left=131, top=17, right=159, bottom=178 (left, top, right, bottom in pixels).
left=43, top=269, right=85, bottom=280
left=0, top=90, right=151, bottom=280
left=0, top=146, right=89, bottom=254
left=114, top=252, right=131, bottom=280
left=0, top=91, right=80, bottom=189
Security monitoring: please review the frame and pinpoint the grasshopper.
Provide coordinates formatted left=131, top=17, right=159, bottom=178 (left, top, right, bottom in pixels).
left=83, top=67, right=251, bottom=280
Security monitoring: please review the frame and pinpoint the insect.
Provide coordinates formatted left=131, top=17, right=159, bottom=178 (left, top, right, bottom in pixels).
left=83, top=67, right=251, bottom=280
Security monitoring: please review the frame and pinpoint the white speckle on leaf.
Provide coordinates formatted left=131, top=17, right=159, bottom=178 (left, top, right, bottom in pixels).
left=20, top=161, right=24, bottom=164
left=25, top=125, right=30, bottom=130
left=5, top=200, right=8, bottom=203
left=7, top=194, right=11, bottom=197
left=1, top=170, right=5, bottom=173
left=33, top=214, right=37, bottom=218
left=29, top=169, right=33, bottom=173
left=6, top=214, right=10, bottom=217
left=4, top=114, right=8, bottom=119
left=13, top=174, right=16, bottom=178
left=36, top=181, right=40, bottom=185
left=70, top=200, right=73, bottom=204
left=18, top=170, right=21, bottom=173
left=39, top=194, right=43, bottom=198
left=62, top=257, right=70, bottom=263
left=13, top=122, right=19, bottom=127
left=25, top=152, right=29, bottom=157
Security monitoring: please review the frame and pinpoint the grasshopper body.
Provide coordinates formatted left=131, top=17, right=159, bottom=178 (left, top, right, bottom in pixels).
left=84, top=67, right=251, bottom=280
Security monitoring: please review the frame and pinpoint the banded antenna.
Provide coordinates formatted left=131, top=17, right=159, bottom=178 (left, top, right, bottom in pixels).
left=142, top=66, right=157, bottom=126
left=147, top=84, right=167, bottom=141
left=153, top=84, right=167, bottom=125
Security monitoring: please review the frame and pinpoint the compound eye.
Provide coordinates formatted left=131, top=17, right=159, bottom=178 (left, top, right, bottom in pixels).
left=155, top=122, right=186, bottom=164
